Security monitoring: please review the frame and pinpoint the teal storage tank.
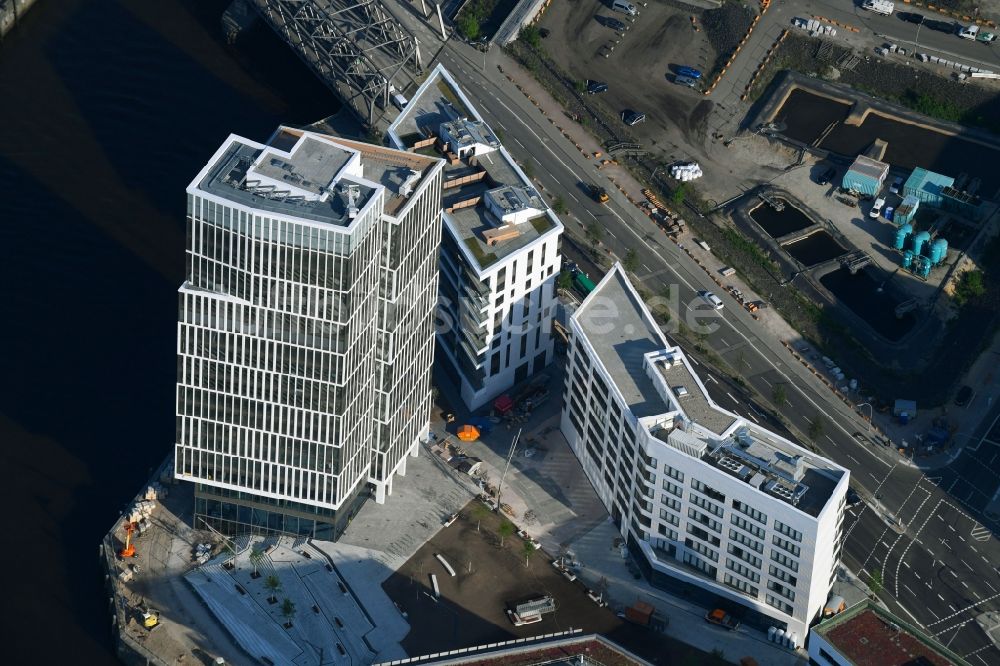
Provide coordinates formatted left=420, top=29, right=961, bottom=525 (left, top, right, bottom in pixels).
left=917, top=257, right=931, bottom=278
left=894, top=224, right=912, bottom=251
left=912, top=230, right=931, bottom=257
left=930, top=238, right=948, bottom=265
left=902, top=250, right=914, bottom=269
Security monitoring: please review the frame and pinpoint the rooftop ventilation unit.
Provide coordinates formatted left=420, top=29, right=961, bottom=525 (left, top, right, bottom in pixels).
left=345, top=184, right=361, bottom=219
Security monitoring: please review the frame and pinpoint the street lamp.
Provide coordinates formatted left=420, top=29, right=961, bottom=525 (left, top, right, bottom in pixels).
left=857, top=402, right=873, bottom=432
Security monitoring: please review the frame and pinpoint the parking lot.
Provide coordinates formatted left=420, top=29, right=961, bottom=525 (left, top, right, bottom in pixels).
left=536, top=0, right=715, bottom=148
left=381, top=503, right=727, bottom=664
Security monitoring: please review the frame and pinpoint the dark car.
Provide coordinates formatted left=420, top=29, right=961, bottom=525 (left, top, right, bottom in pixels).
left=954, top=385, right=974, bottom=407
left=539, top=27, right=550, bottom=38
left=898, top=12, right=924, bottom=24
left=606, top=17, right=626, bottom=30
left=676, top=66, right=702, bottom=79
left=816, top=166, right=836, bottom=186
left=586, top=79, right=609, bottom=94
left=925, top=19, right=956, bottom=33
left=846, top=488, right=862, bottom=507
left=622, top=109, right=646, bottom=126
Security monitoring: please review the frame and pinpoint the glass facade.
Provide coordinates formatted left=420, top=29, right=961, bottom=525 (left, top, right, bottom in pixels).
left=175, top=132, right=444, bottom=537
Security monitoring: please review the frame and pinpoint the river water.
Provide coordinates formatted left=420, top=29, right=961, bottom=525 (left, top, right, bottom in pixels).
left=0, top=1, right=341, bottom=660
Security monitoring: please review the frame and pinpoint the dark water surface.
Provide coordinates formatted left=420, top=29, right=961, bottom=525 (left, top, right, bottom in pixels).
left=0, top=2, right=337, bottom=661
left=781, top=230, right=845, bottom=267
left=820, top=268, right=917, bottom=342
left=749, top=200, right=813, bottom=238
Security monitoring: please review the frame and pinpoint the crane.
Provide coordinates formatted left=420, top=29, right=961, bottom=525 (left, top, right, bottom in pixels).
left=120, top=521, right=138, bottom=558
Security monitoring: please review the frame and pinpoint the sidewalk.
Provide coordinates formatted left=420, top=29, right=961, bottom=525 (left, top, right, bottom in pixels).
left=568, top=520, right=808, bottom=665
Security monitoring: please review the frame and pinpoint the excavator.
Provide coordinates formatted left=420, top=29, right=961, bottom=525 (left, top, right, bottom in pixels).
left=119, top=521, right=138, bottom=558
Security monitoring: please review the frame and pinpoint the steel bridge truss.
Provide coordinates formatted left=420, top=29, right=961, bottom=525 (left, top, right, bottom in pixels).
left=251, top=0, right=422, bottom=125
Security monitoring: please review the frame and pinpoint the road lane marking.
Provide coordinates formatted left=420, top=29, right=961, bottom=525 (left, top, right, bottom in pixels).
left=938, top=594, right=946, bottom=602
left=927, top=590, right=1000, bottom=627
left=847, top=454, right=859, bottom=464
left=950, top=604, right=957, bottom=612
left=726, top=392, right=739, bottom=404
left=760, top=377, right=771, bottom=387
left=642, top=263, right=652, bottom=272
left=902, top=561, right=910, bottom=568
left=904, top=584, right=916, bottom=595
left=606, top=229, right=616, bottom=238
left=962, top=581, right=969, bottom=588
left=962, top=559, right=973, bottom=571
left=914, top=571, right=921, bottom=580
left=825, top=435, right=835, bottom=444
left=706, top=374, right=717, bottom=384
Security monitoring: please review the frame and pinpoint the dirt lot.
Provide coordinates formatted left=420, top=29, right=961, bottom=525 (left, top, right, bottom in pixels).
left=536, top=0, right=718, bottom=148
left=382, top=502, right=727, bottom=665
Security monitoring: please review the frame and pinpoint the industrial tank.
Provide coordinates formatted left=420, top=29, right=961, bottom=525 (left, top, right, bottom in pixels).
left=894, top=224, right=912, bottom=251
left=916, top=256, right=932, bottom=278
left=902, top=250, right=914, bottom=269
left=912, top=230, right=931, bottom=257
left=930, top=238, right=948, bottom=265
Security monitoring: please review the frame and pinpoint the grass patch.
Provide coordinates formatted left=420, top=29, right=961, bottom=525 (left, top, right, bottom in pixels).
left=464, top=237, right=498, bottom=267
left=437, top=80, right=471, bottom=118
left=529, top=214, right=553, bottom=234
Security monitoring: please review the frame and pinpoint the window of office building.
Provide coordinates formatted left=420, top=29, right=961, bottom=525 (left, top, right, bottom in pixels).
left=765, top=595, right=794, bottom=615
left=770, top=549, right=799, bottom=573
left=732, top=514, right=766, bottom=539
left=691, top=478, right=726, bottom=503
left=724, top=573, right=759, bottom=598
left=663, top=464, right=684, bottom=482
left=729, top=528, right=764, bottom=554
left=725, top=559, right=761, bottom=583
left=774, top=520, right=803, bottom=542
left=772, top=535, right=802, bottom=558
left=732, top=499, right=767, bottom=525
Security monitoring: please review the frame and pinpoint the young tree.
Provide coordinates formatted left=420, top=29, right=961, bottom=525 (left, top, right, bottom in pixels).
left=249, top=546, right=264, bottom=579
left=556, top=270, right=573, bottom=291
left=520, top=25, right=541, bottom=49
left=622, top=248, right=639, bottom=273
left=585, top=221, right=604, bottom=246
left=868, top=568, right=883, bottom=596
left=281, top=598, right=297, bottom=628
left=671, top=183, right=687, bottom=206
left=522, top=540, right=536, bottom=568
left=552, top=195, right=568, bottom=215
left=471, top=503, right=490, bottom=532
left=808, top=413, right=826, bottom=441
left=264, top=575, right=281, bottom=604
left=772, top=383, right=787, bottom=406
left=498, top=520, right=515, bottom=547
left=457, top=14, right=480, bottom=41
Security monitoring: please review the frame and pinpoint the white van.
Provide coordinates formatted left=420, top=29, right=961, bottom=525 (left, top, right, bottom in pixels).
left=391, top=93, right=409, bottom=111
left=699, top=290, right=724, bottom=310
left=862, top=0, right=894, bottom=16
left=612, top=0, right=637, bottom=16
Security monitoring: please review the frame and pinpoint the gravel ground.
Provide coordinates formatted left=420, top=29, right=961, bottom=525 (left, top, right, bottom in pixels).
left=701, top=3, right=757, bottom=77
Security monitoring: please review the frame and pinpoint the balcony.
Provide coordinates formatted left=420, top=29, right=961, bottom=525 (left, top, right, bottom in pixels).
left=460, top=316, right=489, bottom=353
left=462, top=283, right=489, bottom=311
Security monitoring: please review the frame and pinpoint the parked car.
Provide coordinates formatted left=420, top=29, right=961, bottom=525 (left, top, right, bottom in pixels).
left=954, top=385, right=974, bottom=407
left=959, top=24, right=979, bottom=40
left=889, top=176, right=904, bottom=194
left=586, top=79, right=608, bottom=94
left=897, top=11, right=924, bottom=24
left=588, top=184, right=610, bottom=203
left=706, top=609, right=740, bottom=630
left=673, top=75, right=698, bottom=88
left=846, top=488, right=863, bottom=507
left=612, top=0, right=638, bottom=16
left=699, top=290, right=724, bottom=309
left=869, top=197, right=886, bottom=218
left=817, top=166, right=836, bottom=185
left=605, top=17, right=626, bottom=31
left=676, top=66, right=702, bottom=79
left=977, top=30, right=997, bottom=43
left=622, top=109, right=646, bottom=126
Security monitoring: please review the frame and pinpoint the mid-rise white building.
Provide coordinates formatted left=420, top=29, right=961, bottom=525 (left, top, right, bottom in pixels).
left=388, top=64, right=563, bottom=410
left=561, top=264, right=849, bottom=641
left=175, top=126, right=443, bottom=539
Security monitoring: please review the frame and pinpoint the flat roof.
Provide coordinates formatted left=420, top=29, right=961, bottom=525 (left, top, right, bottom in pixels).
left=814, top=600, right=968, bottom=666
left=905, top=166, right=955, bottom=197
left=846, top=154, right=889, bottom=180
left=575, top=266, right=669, bottom=418
left=657, top=361, right=736, bottom=435
left=275, top=128, right=440, bottom=217
left=576, top=266, right=847, bottom=517
left=388, top=65, right=474, bottom=148
left=196, top=137, right=376, bottom=227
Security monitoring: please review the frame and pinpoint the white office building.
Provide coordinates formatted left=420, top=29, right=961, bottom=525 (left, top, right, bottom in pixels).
left=561, top=264, right=849, bottom=641
left=388, top=64, right=563, bottom=410
left=175, top=126, right=443, bottom=539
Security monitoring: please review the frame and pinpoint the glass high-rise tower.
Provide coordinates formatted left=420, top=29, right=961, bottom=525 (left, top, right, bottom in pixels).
left=175, top=127, right=442, bottom=540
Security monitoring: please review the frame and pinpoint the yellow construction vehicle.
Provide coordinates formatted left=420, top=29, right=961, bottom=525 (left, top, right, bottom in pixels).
left=142, top=609, right=159, bottom=629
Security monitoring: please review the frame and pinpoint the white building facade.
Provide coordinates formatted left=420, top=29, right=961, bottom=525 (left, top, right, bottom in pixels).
left=175, top=127, right=443, bottom=539
left=387, top=64, right=563, bottom=411
left=561, top=265, right=848, bottom=641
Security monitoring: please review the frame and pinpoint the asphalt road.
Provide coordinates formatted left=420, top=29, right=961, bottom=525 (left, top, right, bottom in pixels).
left=807, top=0, right=1000, bottom=69
left=433, top=41, right=1000, bottom=662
